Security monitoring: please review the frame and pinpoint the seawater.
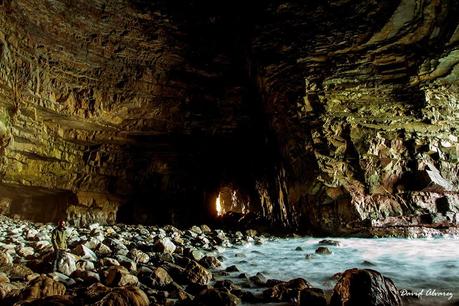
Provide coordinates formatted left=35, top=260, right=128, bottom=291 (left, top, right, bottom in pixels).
left=220, top=237, right=459, bottom=305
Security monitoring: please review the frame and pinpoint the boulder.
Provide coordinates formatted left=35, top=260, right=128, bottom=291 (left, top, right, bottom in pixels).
left=225, top=265, right=239, bottom=272
left=73, top=244, right=97, bottom=261
left=99, top=258, right=120, bottom=267
left=48, top=272, right=77, bottom=287
left=114, top=255, right=137, bottom=272
left=184, top=261, right=212, bottom=285
left=200, top=225, right=212, bottom=234
left=0, top=273, right=25, bottom=300
left=0, top=252, right=13, bottom=266
left=199, top=256, right=222, bottom=269
left=129, top=249, right=149, bottom=264
left=142, top=267, right=173, bottom=288
left=95, top=243, right=112, bottom=256
left=104, top=266, right=139, bottom=287
left=71, top=270, right=100, bottom=284
left=263, top=278, right=312, bottom=302
left=185, top=248, right=204, bottom=261
left=330, top=268, right=402, bottom=306
left=249, top=272, right=267, bottom=287
left=82, top=282, right=111, bottom=304
left=194, top=288, right=241, bottom=306
left=18, top=275, right=66, bottom=301
left=93, top=286, right=149, bottom=306
left=15, top=295, right=75, bottom=305
left=154, top=238, right=176, bottom=254
left=56, top=252, right=77, bottom=276
left=17, top=246, right=35, bottom=257
left=76, top=259, right=95, bottom=271
left=190, top=226, right=202, bottom=235
left=315, top=247, right=332, bottom=255
left=9, top=264, right=35, bottom=280
left=299, top=288, right=327, bottom=306
left=34, top=241, right=52, bottom=252
left=318, top=239, right=341, bottom=246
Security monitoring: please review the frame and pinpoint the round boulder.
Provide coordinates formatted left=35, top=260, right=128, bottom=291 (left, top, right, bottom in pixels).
left=330, top=268, right=402, bottom=306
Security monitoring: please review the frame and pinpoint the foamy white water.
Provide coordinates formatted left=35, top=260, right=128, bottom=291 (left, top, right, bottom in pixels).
left=220, top=237, right=459, bottom=304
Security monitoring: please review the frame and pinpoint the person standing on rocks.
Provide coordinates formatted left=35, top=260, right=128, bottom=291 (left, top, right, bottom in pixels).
left=51, top=219, right=68, bottom=272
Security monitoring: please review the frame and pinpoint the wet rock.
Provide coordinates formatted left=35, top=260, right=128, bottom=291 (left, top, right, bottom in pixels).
left=318, top=239, right=341, bottom=246
left=237, top=290, right=261, bottom=303
left=362, top=260, right=376, bottom=266
left=185, top=248, right=204, bottom=262
left=295, top=246, right=303, bottom=251
left=199, top=256, right=222, bottom=269
left=225, top=265, right=239, bottom=272
left=266, top=279, right=283, bottom=287
left=305, top=253, right=315, bottom=259
left=214, top=280, right=241, bottom=292
left=93, top=286, right=149, bottom=306
left=315, top=247, right=332, bottom=255
left=263, top=278, right=312, bottom=302
left=104, top=266, right=139, bottom=287
left=193, top=288, right=241, bottom=306
left=249, top=272, right=267, bottom=287
left=330, top=268, right=402, bottom=306
left=300, top=288, right=327, bottom=306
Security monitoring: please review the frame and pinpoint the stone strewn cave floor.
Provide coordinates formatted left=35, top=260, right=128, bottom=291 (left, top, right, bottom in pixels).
left=0, top=215, right=458, bottom=306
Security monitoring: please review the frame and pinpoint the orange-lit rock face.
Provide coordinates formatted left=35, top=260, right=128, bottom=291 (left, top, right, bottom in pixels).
left=0, top=0, right=458, bottom=233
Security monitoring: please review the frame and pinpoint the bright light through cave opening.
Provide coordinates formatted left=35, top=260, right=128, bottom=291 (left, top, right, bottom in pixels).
left=216, top=193, right=223, bottom=216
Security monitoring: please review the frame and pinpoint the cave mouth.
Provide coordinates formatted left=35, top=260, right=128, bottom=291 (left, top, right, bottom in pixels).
left=214, top=186, right=249, bottom=218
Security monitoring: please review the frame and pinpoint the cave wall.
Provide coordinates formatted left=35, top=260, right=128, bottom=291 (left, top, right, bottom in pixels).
left=0, top=0, right=281, bottom=226
left=250, top=0, right=459, bottom=233
left=0, top=0, right=458, bottom=233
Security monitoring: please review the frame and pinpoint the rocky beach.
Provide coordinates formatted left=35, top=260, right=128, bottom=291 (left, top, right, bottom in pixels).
left=2, top=215, right=457, bottom=306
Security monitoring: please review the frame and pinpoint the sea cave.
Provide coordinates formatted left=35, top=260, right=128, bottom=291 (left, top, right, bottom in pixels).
left=0, top=0, right=458, bottom=305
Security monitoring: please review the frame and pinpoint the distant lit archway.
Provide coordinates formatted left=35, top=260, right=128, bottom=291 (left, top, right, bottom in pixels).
left=214, top=186, right=249, bottom=217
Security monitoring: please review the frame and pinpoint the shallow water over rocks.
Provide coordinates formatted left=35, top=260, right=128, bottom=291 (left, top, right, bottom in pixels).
left=221, top=237, right=459, bottom=305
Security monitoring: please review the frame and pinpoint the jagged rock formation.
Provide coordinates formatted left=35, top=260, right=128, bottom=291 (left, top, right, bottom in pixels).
left=0, top=0, right=458, bottom=234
